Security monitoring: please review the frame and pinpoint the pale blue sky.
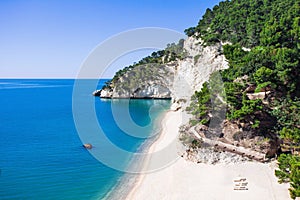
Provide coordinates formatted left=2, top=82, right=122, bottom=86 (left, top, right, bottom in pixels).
left=0, top=0, right=221, bottom=78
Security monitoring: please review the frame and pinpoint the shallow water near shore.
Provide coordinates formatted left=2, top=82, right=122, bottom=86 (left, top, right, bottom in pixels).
left=0, top=79, right=170, bottom=199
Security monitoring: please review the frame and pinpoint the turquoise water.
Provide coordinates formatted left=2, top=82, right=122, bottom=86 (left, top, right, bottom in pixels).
left=0, top=79, right=170, bottom=200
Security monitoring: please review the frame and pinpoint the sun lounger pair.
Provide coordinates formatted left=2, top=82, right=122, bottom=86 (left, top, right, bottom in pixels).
left=234, top=187, right=248, bottom=190
left=234, top=178, right=247, bottom=182
left=234, top=177, right=248, bottom=190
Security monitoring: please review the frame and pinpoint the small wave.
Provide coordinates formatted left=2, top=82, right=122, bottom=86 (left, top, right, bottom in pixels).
left=0, top=85, right=69, bottom=90
left=18, top=83, right=40, bottom=86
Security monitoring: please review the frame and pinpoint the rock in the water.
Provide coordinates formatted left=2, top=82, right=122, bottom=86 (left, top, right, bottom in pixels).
left=83, top=143, right=93, bottom=149
left=92, top=90, right=102, bottom=96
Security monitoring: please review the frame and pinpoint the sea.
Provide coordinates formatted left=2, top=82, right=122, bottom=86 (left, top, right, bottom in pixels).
left=0, top=79, right=170, bottom=200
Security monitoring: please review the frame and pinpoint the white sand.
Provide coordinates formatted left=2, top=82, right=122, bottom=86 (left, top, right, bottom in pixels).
left=126, top=110, right=291, bottom=200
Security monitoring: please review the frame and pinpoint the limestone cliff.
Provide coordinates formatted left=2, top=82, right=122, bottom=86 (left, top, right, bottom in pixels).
left=97, top=37, right=229, bottom=103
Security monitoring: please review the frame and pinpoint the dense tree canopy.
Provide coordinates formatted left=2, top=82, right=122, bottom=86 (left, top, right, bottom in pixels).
left=186, top=0, right=300, bottom=48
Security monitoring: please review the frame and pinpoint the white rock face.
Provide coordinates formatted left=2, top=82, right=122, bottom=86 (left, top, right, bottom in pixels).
left=171, top=37, right=229, bottom=103
left=100, top=89, right=112, bottom=98
left=134, top=84, right=171, bottom=98
left=99, top=36, right=229, bottom=102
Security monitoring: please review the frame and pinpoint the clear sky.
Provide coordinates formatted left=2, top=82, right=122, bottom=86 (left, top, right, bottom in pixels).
left=0, top=0, right=221, bottom=78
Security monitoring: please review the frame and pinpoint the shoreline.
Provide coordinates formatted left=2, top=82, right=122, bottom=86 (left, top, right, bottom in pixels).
left=125, top=110, right=182, bottom=199
left=104, top=108, right=175, bottom=200
left=124, top=109, right=291, bottom=200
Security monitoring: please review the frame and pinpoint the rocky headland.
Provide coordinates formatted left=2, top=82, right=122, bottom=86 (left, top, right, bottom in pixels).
left=95, top=37, right=228, bottom=104
left=94, top=36, right=281, bottom=163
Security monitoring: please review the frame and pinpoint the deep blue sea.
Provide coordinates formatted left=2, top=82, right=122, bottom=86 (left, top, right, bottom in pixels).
left=0, top=79, right=170, bottom=200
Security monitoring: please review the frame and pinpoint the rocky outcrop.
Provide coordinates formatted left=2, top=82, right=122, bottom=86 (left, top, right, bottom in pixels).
left=246, top=91, right=271, bottom=100
left=92, top=90, right=102, bottom=96
left=172, top=37, right=228, bottom=102
left=181, top=146, right=250, bottom=164
left=179, top=120, right=280, bottom=163
left=99, top=64, right=174, bottom=99
left=96, top=37, right=229, bottom=103
left=221, top=120, right=281, bottom=158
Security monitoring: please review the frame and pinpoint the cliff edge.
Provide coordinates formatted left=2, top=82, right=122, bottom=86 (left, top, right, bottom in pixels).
left=96, top=37, right=228, bottom=104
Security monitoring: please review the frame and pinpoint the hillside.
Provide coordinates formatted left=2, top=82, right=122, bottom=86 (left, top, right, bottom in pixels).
left=184, top=0, right=300, bottom=199
left=98, top=37, right=228, bottom=102
left=95, top=0, right=300, bottom=198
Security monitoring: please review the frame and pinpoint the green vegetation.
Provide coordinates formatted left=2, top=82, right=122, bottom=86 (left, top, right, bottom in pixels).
left=186, top=82, right=211, bottom=126
left=275, top=154, right=300, bottom=199
left=185, top=0, right=300, bottom=48
left=185, top=0, right=300, bottom=198
left=271, top=98, right=300, bottom=144
left=194, top=54, right=201, bottom=64
left=102, top=39, right=186, bottom=90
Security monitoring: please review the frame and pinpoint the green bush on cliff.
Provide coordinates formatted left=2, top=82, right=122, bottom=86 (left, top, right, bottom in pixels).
left=187, top=82, right=211, bottom=126
left=271, top=98, right=300, bottom=144
left=275, top=154, right=300, bottom=199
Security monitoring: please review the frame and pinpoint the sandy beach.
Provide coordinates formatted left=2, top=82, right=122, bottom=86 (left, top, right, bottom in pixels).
left=126, top=110, right=291, bottom=200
